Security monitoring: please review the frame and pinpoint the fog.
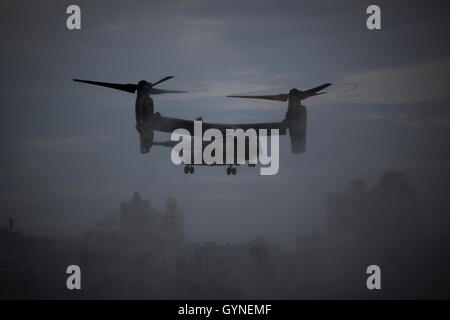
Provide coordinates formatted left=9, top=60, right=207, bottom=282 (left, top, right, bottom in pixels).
left=1, top=0, right=449, bottom=298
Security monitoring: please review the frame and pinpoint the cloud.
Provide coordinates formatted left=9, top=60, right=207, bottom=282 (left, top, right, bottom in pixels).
left=342, top=102, right=450, bottom=129
left=375, top=159, right=450, bottom=171
left=0, top=187, right=107, bottom=201
left=177, top=0, right=206, bottom=9
left=322, top=58, right=450, bottom=104
left=24, top=136, right=113, bottom=150
left=185, top=18, right=223, bottom=26
left=181, top=18, right=223, bottom=43
left=192, top=192, right=242, bottom=200
left=0, top=163, right=48, bottom=177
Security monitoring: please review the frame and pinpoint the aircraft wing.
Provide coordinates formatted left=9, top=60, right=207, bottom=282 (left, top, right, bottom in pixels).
left=153, top=115, right=287, bottom=136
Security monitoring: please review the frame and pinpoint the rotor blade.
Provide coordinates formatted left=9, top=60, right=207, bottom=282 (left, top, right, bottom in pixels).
left=227, top=93, right=289, bottom=102
left=311, top=91, right=328, bottom=97
left=151, top=76, right=174, bottom=87
left=302, top=83, right=332, bottom=97
left=73, top=79, right=137, bottom=93
left=150, top=88, right=187, bottom=95
left=153, top=140, right=178, bottom=147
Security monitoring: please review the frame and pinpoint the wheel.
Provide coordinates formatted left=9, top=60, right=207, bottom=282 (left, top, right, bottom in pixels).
left=189, top=166, right=194, bottom=174
left=184, top=166, right=189, bottom=174
left=226, top=167, right=231, bottom=175
left=231, top=168, right=237, bottom=175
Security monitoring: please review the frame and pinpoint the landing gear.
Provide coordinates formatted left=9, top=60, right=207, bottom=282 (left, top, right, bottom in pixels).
left=184, top=165, right=194, bottom=174
left=248, top=163, right=256, bottom=167
left=226, top=166, right=237, bottom=175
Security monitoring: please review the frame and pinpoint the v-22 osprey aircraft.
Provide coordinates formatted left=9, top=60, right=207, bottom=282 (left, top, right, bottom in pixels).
left=73, top=76, right=331, bottom=174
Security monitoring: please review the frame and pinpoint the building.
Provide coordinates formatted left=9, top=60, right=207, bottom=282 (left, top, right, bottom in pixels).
left=326, top=172, right=419, bottom=255
left=296, top=231, right=323, bottom=264
left=84, top=192, right=184, bottom=249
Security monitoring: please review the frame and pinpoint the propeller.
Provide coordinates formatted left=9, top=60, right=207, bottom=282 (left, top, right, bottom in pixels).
left=73, top=79, right=137, bottom=93
left=153, top=140, right=178, bottom=147
left=73, top=76, right=187, bottom=95
left=150, top=75, right=173, bottom=87
left=227, top=93, right=289, bottom=102
left=227, top=83, right=332, bottom=101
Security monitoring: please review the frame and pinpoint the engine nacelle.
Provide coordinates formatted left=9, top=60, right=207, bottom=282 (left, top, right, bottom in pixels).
left=136, top=125, right=154, bottom=153
left=286, top=104, right=307, bottom=153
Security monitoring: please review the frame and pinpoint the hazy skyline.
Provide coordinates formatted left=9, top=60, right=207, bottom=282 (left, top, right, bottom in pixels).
left=1, top=0, right=449, bottom=249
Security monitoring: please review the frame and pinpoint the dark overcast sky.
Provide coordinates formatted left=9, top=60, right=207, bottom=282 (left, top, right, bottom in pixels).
left=0, top=0, right=449, bottom=247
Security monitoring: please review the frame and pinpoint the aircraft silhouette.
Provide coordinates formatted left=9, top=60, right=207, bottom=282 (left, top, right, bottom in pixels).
left=73, top=76, right=331, bottom=174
